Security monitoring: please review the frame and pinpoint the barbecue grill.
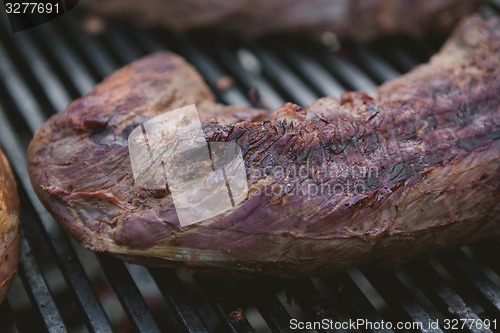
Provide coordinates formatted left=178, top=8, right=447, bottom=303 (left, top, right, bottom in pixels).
left=0, top=2, right=499, bottom=332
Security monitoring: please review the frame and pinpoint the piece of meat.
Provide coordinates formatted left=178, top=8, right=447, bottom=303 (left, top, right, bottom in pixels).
left=28, top=15, right=499, bottom=278
left=80, top=0, right=485, bottom=41
left=0, top=149, right=20, bottom=302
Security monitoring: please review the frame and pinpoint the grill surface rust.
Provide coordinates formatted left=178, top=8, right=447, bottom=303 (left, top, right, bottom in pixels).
left=0, top=2, right=499, bottom=332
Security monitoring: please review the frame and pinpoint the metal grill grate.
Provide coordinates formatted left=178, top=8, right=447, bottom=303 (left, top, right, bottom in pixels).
left=0, top=3, right=499, bottom=332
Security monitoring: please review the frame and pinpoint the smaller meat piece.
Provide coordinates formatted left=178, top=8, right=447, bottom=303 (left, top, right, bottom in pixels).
left=0, top=149, right=20, bottom=303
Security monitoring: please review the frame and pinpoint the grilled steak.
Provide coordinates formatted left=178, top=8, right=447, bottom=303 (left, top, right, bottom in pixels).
left=80, top=0, right=484, bottom=41
left=28, top=15, right=500, bottom=278
left=0, top=149, right=20, bottom=302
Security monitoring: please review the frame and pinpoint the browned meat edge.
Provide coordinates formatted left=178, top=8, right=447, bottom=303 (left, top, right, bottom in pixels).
left=28, top=15, right=500, bottom=278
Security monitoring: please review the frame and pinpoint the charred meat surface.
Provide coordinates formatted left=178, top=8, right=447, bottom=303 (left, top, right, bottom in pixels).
left=0, top=149, right=20, bottom=302
left=80, top=0, right=485, bottom=41
left=28, top=15, right=500, bottom=278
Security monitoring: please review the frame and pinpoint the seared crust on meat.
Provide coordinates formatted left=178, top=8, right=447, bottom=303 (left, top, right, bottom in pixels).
left=28, top=15, right=500, bottom=277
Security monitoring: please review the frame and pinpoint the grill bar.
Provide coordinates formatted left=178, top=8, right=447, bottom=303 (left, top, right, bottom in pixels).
left=279, top=44, right=344, bottom=99
left=403, top=260, right=491, bottom=333
left=213, top=41, right=284, bottom=110
left=350, top=45, right=399, bottom=83
left=249, top=46, right=317, bottom=106
left=0, top=20, right=70, bottom=113
left=98, top=256, right=162, bottom=333
left=0, top=41, right=47, bottom=132
left=363, top=269, right=444, bottom=332
left=35, top=24, right=94, bottom=94
left=175, top=35, right=252, bottom=107
left=149, top=269, right=209, bottom=332
left=384, top=46, right=421, bottom=73
left=18, top=238, right=68, bottom=333
left=287, top=280, right=348, bottom=333
left=37, top=24, right=95, bottom=95
left=196, top=277, right=255, bottom=333
left=0, top=5, right=498, bottom=332
left=253, top=292, right=294, bottom=333
left=438, top=252, right=500, bottom=319
left=318, top=50, right=377, bottom=91
left=61, top=16, right=116, bottom=78
left=103, top=24, right=143, bottom=65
